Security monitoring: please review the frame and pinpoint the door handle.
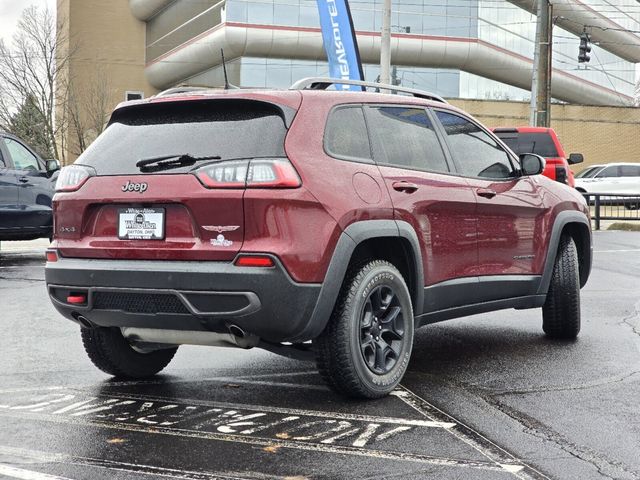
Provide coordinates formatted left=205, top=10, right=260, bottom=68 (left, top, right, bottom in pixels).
left=476, top=188, right=497, bottom=199
left=392, top=181, right=419, bottom=193
left=18, top=176, right=29, bottom=183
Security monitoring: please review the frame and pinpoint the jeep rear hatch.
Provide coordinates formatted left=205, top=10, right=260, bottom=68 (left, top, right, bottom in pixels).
left=54, top=98, right=297, bottom=261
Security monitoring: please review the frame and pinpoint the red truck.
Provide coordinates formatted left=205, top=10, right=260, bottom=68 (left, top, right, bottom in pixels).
left=493, top=127, right=583, bottom=187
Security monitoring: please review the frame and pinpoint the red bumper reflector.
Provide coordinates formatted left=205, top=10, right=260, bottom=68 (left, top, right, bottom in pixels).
left=46, top=250, right=58, bottom=262
left=67, top=295, right=87, bottom=304
left=234, top=256, right=275, bottom=268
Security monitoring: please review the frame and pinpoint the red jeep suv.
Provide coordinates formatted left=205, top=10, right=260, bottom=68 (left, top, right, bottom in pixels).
left=45, top=79, right=592, bottom=398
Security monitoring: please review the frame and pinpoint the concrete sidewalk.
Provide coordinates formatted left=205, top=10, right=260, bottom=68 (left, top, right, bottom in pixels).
left=0, top=238, right=51, bottom=253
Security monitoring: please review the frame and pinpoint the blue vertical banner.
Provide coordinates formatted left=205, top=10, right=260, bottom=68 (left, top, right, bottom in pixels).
left=316, top=0, right=365, bottom=90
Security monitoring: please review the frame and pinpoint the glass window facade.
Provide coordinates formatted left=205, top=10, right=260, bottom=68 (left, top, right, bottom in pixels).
left=153, top=0, right=638, bottom=102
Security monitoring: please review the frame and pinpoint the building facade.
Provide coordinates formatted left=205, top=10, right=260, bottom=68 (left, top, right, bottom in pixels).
left=58, top=0, right=640, bottom=161
left=132, top=0, right=639, bottom=105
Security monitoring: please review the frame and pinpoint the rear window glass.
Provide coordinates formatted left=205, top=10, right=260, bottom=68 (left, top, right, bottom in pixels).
left=76, top=100, right=288, bottom=175
left=495, top=132, right=559, bottom=157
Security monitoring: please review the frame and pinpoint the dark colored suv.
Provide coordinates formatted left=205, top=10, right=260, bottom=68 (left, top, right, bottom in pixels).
left=45, top=79, right=592, bottom=398
left=0, top=131, right=59, bottom=242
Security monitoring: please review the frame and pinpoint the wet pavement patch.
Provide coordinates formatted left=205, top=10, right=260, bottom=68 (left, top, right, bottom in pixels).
left=0, top=377, right=545, bottom=479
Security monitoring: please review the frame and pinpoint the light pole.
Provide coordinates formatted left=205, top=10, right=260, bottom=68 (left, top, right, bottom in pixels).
left=530, top=0, right=553, bottom=127
left=380, top=0, right=391, bottom=85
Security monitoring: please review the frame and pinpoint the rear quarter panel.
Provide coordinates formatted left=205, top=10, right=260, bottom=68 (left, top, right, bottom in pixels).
left=279, top=93, right=396, bottom=281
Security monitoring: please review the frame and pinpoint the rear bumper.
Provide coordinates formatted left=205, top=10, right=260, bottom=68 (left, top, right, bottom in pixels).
left=45, top=256, right=322, bottom=342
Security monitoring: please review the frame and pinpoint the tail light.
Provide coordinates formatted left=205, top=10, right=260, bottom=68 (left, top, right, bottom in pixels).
left=555, top=165, right=568, bottom=185
left=55, top=165, right=96, bottom=192
left=195, top=158, right=301, bottom=189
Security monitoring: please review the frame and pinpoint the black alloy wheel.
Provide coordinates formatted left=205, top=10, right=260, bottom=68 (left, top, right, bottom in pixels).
left=315, top=260, right=414, bottom=399
left=359, top=285, right=405, bottom=375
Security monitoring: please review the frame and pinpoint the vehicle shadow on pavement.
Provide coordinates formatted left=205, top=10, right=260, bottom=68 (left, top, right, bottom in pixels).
left=409, top=322, right=580, bottom=380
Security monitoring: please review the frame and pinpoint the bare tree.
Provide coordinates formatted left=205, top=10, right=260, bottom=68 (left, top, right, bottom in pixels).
left=67, top=67, right=112, bottom=157
left=0, top=6, right=70, bottom=161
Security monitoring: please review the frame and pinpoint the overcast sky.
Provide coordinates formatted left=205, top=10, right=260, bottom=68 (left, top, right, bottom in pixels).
left=0, top=0, right=56, bottom=44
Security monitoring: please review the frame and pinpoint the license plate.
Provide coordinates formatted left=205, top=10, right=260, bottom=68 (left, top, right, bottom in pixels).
left=118, top=208, right=165, bottom=240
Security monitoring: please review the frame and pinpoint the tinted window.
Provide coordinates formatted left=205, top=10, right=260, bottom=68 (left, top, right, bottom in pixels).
left=324, top=106, right=372, bottom=162
left=619, top=165, right=640, bottom=177
left=366, top=106, right=448, bottom=172
left=494, top=132, right=559, bottom=157
left=77, top=100, right=288, bottom=175
left=436, top=112, right=514, bottom=179
left=3, top=138, right=40, bottom=171
left=597, top=166, right=619, bottom=178
left=575, top=166, right=603, bottom=178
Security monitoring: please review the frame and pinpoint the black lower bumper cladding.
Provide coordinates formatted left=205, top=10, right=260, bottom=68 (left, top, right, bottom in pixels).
left=45, top=256, right=321, bottom=342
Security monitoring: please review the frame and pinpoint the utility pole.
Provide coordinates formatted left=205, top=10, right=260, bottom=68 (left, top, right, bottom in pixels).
left=529, top=0, right=553, bottom=127
left=380, top=0, right=391, bottom=85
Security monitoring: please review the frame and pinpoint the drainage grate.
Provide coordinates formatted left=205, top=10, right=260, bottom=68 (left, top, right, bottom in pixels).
left=92, top=291, right=189, bottom=314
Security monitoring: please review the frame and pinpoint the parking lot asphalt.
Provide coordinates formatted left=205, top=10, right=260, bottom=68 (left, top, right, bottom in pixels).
left=0, top=231, right=639, bottom=480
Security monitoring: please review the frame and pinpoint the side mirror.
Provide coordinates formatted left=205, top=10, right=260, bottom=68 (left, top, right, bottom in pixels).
left=519, top=153, right=545, bottom=176
left=568, top=153, right=583, bottom=165
left=45, top=159, right=60, bottom=175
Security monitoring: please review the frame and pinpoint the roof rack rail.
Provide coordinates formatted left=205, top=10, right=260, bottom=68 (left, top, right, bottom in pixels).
left=289, top=77, right=447, bottom=103
left=153, top=85, right=213, bottom=97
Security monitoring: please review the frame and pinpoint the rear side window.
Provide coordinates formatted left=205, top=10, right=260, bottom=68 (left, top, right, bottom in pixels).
left=495, top=132, right=559, bottom=157
left=619, top=165, right=640, bottom=177
left=436, top=111, right=514, bottom=179
left=366, top=106, right=449, bottom=172
left=324, top=106, right=372, bottom=162
left=76, top=100, right=288, bottom=175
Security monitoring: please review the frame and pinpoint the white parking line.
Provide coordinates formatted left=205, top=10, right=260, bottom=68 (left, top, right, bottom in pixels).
left=0, top=410, right=505, bottom=472
left=594, top=249, right=640, bottom=253
left=0, top=464, right=72, bottom=480
left=0, top=446, right=277, bottom=480
left=393, top=386, right=550, bottom=480
left=0, top=389, right=455, bottom=429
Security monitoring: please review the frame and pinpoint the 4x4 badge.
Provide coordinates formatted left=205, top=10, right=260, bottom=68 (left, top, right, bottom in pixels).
left=202, top=225, right=240, bottom=233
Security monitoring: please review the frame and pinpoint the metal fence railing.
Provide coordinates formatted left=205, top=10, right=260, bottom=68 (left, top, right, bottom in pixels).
left=581, top=193, right=640, bottom=230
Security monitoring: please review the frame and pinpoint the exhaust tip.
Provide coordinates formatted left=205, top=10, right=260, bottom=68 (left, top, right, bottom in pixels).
left=228, top=324, right=245, bottom=338
left=73, top=313, right=93, bottom=328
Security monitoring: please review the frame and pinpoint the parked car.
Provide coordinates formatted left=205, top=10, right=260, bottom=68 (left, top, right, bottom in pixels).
left=492, top=126, right=583, bottom=187
left=574, top=162, right=640, bottom=209
left=45, top=79, right=592, bottom=399
left=0, top=131, right=59, bottom=242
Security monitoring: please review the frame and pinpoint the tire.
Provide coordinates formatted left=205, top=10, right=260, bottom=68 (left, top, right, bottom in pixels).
left=542, top=235, right=580, bottom=339
left=624, top=201, right=640, bottom=210
left=315, top=260, right=414, bottom=399
left=81, top=327, right=177, bottom=378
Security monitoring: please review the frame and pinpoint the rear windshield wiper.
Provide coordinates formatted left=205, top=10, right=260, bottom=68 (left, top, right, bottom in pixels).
left=136, top=154, right=221, bottom=173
